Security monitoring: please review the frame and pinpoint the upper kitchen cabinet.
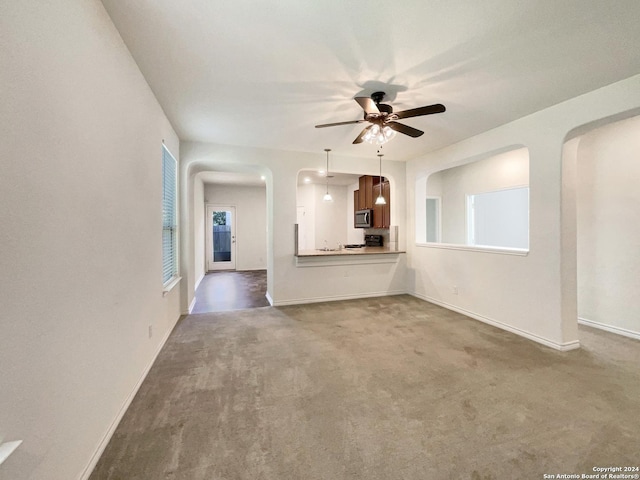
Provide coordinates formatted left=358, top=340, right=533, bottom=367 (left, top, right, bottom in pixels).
left=373, top=180, right=390, bottom=228
left=355, top=175, right=390, bottom=229
left=358, top=175, right=374, bottom=209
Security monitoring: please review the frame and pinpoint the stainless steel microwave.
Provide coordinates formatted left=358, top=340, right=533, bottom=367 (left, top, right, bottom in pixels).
left=354, top=209, right=373, bottom=228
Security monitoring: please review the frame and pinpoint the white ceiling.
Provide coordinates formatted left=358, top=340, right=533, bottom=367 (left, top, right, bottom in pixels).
left=297, top=170, right=361, bottom=187
left=102, top=0, right=640, bottom=161
left=197, top=170, right=360, bottom=187
left=197, top=171, right=265, bottom=187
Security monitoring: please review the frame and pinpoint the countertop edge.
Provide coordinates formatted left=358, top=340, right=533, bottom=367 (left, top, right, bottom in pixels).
left=295, top=248, right=406, bottom=258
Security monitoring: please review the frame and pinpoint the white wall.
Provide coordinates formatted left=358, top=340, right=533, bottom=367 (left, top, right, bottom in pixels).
left=204, top=184, right=267, bottom=271
left=576, top=115, right=640, bottom=337
left=346, top=182, right=365, bottom=245
left=314, top=184, right=348, bottom=249
left=407, top=74, right=640, bottom=351
left=296, top=183, right=316, bottom=250
left=297, top=181, right=363, bottom=250
left=297, top=183, right=357, bottom=250
left=426, top=148, right=529, bottom=244
left=193, top=176, right=205, bottom=288
left=181, top=148, right=407, bottom=308
left=0, top=2, right=181, bottom=479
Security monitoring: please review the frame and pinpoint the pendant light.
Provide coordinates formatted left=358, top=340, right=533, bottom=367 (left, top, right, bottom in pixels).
left=375, top=152, right=386, bottom=205
left=323, top=148, right=333, bottom=203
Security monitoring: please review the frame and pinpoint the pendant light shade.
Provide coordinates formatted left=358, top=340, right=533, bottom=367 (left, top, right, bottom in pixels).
left=323, top=148, right=333, bottom=203
left=375, top=153, right=386, bottom=205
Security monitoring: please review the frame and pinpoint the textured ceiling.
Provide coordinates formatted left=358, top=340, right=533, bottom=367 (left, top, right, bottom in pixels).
left=102, top=0, right=640, bottom=161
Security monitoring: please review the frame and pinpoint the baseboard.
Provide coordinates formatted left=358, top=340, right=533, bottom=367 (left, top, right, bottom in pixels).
left=272, top=290, right=407, bottom=307
left=409, top=292, right=580, bottom=352
left=194, top=273, right=205, bottom=291
left=265, top=291, right=274, bottom=306
left=78, top=322, right=176, bottom=480
left=578, top=317, right=640, bottom=341
left=187, top=296, right=197, bottom=314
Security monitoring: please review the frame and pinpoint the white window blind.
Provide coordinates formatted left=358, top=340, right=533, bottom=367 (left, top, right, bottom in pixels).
left=162, top=145, right=178, bottom=284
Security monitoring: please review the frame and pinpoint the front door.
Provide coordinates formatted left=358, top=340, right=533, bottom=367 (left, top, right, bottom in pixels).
left=206, top=205, right=236, bottom=271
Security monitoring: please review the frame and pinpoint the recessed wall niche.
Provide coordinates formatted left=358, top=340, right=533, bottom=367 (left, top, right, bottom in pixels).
left=417, top=147, right=530, bottom=250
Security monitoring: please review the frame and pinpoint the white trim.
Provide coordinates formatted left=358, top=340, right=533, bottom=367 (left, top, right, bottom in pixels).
left=0, top=441, right=22, bottom=466
left=415, top=242, right=529, bottom=256
left=425, top=196, right=441, bottom=243
left=162, top=275, right=181, bottom=296
left=578, top=317, right=640, bottom=341
left=265, top=291, right=274, bottom=306
left=188, top=296, right=197, bottom=314
left=194, top=272, right=205, bottom=291
left=79, top=320, right=177, bottom=480
left=271, top=289, right=406, bottom=306
left=410, top=292, right=580, bottom=351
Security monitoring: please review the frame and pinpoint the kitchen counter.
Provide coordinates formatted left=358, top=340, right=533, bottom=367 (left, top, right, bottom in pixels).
left=296, top=246, right=405, bottom=257
left=295, top=246, right=405, bottom=267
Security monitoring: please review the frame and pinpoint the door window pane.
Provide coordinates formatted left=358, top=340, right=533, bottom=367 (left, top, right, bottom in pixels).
left=212, top=210, right=232, bottom=262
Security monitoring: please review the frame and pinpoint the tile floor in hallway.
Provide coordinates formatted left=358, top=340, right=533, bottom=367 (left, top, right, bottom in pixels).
left=190, top=270, right=269, bottom=313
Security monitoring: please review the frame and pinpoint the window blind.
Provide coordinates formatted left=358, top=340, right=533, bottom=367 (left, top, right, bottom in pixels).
left=162, top=145, right=178, bottom=284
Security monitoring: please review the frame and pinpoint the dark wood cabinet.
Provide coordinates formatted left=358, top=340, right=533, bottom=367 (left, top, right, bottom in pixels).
left=382, top=180, right=390, bottom=228
left=372, top=180, right=390, bottom=228
left=355, top=175, right=390, bottom=229
left=373, top=185, right=383, bottom=228
left=359, top=175, right=374, bottom=209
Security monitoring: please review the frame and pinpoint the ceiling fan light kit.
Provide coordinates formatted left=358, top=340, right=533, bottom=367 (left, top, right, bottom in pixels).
left=315, top=91, right=445, bottom=145
left=363, top=124, right=396, bottom=145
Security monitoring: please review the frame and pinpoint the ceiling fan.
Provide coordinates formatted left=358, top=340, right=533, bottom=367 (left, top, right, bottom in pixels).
left=315, top=91, right=446, bottom=145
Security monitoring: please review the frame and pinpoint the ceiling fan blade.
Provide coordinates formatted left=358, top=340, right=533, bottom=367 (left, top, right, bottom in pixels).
left=352, top=126, right=371, bottom=144
left=394, top=103, right=446, bottom=120
left=354, top=97, right=380, bottom=115
left=315, top=119, right=366, bottom=128
left=386, top=121, right=424, bottom=138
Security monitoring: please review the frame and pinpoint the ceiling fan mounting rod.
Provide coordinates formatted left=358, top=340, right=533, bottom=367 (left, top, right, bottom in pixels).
left=371, top=91, right=386, bottom=104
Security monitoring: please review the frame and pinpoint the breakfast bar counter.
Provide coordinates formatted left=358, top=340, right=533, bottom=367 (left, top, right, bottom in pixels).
left=295, top=246, right=405, bottom=257
left=295, top=246, right=405, bottom=267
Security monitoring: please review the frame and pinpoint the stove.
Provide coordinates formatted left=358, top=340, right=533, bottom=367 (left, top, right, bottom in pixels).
left=365, top=234, right=383, bottom=247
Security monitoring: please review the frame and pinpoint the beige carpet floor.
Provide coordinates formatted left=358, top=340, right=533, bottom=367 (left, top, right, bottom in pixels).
left=89, top=295, right=640, bottom=480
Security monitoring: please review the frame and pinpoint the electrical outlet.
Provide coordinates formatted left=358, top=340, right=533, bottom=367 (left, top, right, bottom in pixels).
left=148, top=325, right=153, bottom=338
left=452, top=285, right=459, bottom=295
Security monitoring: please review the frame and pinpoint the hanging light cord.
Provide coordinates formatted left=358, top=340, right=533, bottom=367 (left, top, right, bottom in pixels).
left=323, top=148, right=333, bottom=202
left=375, top=151, right=386, bottom=205
left=325, top=148, right=331, bottom=194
